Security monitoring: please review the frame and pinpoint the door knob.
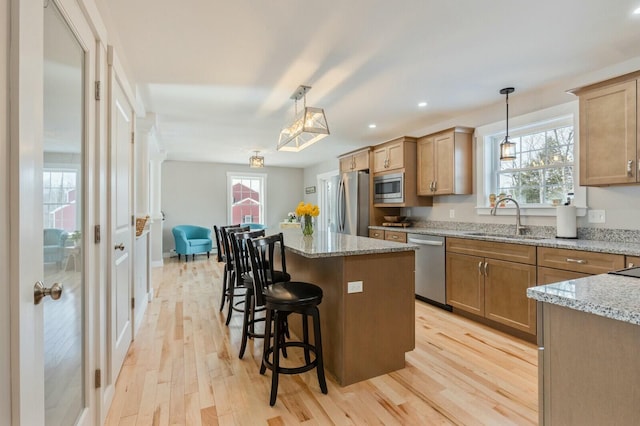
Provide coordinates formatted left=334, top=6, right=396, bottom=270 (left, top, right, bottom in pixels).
left=34, top=281, right=63, bottom=305
left=115, top=243, right=125, bottom=251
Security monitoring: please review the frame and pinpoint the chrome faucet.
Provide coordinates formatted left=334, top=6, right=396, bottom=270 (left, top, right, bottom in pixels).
left=491, top=196, right=527, bottom=235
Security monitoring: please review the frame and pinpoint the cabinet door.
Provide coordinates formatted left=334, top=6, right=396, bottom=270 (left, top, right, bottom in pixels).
left=372, top=147, right=388, bottom=173
left=369, top=229, right=384, bottom=240
left=580, top=79, right=637, bottom=185
left=352, top=149, right=370, bottom=171
left=446, top=252, right=484, bottom=316
left=339, top=155, right=353, bottom=173
left=433, top=132, right=454, bottom=195
left=537, top=266, right=588, bottom=285
left=484, top=259, right=537, bottom=334
left=417, top=136, right=435, bottom=195
left=386, top=141, right=404, bottom=170
left=626, top=255, right=640, bottom=268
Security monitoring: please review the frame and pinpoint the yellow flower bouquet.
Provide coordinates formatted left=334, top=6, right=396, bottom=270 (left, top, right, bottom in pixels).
left=295, top=202, right=319, bottom=236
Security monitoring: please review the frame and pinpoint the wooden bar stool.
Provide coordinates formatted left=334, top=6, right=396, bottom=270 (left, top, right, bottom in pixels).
left=220, top=225, right=249, bottom=324
left=247, top=233, right=328, bottom=406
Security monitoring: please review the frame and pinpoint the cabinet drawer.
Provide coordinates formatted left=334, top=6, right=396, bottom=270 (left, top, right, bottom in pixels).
left=369, top=230, right=385, bottom=240
left=384, top=230, right=407, bottom=243
left=537, top=266, right=589, bottom=285
left=537, top=247, right=625, bottom=274
left=447, top=237, right=536, bottom=265
left=626, top=255, right=640, bottom=268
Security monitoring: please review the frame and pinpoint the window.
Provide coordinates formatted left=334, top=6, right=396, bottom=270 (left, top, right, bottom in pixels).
left=227, top=172, right=266, bottom=225
left=476, top=101, right=585, bottom=216
left=493, top=120, right=574, bottom=205
left=43, top=168, right=78, bottom=230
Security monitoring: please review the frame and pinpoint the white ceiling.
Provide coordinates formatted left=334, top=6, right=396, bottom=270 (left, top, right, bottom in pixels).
left=96, top=0, right=640, bottom=168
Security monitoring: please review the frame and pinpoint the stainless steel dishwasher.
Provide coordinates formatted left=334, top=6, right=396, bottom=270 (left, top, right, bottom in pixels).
left=407, top=233, right=450, bottom=310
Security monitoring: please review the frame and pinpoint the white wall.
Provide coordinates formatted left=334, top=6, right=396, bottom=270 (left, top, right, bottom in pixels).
left=1, top=0, right=10, bottom=423
left=161, top=160, right=304, bottom=254
left=303, top=158, right=338, bottom=205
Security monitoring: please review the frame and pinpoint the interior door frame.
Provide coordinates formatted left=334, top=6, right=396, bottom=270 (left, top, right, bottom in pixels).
left=8, top=0, right=102, bottom=424
left=1, top=1, right=11, bottom=424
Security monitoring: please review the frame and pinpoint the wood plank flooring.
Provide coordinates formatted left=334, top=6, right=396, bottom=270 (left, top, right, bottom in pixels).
left=105, top=256, right=538, bottom=425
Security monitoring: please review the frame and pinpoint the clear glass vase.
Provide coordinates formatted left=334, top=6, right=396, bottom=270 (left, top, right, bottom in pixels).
left=302, top=214, right=314, bottom=236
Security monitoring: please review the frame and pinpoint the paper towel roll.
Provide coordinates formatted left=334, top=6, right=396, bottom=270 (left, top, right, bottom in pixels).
left=556, top=205, right=577, bottom=238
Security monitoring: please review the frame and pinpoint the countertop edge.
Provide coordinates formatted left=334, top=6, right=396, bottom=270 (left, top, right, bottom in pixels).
left=369, top=226, right=640, bottom=256
left=527, top=277, right=640, bottom=326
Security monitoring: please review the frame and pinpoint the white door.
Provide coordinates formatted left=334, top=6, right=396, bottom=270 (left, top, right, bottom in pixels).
left=109, top=76, right=134, bottom=378
left=11, top=0, right=96, bottom=424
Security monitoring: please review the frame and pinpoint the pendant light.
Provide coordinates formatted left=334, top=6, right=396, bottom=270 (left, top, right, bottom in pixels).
left=249, top=151, right=264, bottom=168
left=499, top=87, right=516, bottom=161
left=277, top=85, right=329, bottom=152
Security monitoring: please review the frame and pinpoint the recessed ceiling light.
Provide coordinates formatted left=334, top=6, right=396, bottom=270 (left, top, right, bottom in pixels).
left=368, top=123, right=377, bottom=129
left=634, top=6, right=640, bottom=14
left=418, top=101, right=428, bottom=107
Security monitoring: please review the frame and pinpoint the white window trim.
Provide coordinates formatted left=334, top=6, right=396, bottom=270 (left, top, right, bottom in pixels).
left=475, top=100, right=586, bottom=217
left=226, top=171, right=268, bottom=225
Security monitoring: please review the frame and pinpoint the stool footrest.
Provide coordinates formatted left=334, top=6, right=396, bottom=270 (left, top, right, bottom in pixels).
left=262, top=341, right=319, bottom=375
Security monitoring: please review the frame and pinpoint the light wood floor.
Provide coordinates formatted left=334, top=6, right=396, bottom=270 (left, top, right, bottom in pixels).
left=105, top=256, right=538, bottom=425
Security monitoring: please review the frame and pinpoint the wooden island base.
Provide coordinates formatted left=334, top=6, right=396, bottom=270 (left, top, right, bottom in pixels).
left=285, top=250, right=415, bottom=386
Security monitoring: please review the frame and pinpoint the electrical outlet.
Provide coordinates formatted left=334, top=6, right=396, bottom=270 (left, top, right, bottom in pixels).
left=588, top=209, right=606, bottom=223
left=347, top=281, right=363, bottom=293
left=449, top=209, right=455, bottom=219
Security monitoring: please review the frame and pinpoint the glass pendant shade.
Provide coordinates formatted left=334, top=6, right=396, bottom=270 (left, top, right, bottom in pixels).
left=249, top=151, right=264, bottom=168
left=500, top=138, right=516, bottom=161
left=277, top=106, right=329, bottom=152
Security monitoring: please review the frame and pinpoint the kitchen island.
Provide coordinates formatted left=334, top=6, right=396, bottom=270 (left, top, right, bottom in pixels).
left=279, top=229, right=417, bottom=386
left=528, top=274, right=640, bottom=425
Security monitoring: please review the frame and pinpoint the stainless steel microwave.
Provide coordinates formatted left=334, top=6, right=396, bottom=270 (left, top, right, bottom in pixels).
left=373, top=172, right=404, bottom=204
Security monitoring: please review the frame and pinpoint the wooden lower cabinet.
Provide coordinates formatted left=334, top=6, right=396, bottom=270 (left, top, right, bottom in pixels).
left=446, top=252, right=484, bottom=316
left=485, top=259, right=537, bottom=334
left=368, top=229, right=407, bottom=242
left=446, top=238, right=537, bottom=335
left=626, top=255, right=640, bottom=268
left=368, top=229, right=384, bottom=240
left=537, top=266, right=588, bottom=285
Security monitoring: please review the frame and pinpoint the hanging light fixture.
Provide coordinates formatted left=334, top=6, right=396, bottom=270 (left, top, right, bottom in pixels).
left=277, top=85, right=329, bottom=152
left=499, top=87, right=516, bottom=161
left=249, top=150, right=264, bottom=168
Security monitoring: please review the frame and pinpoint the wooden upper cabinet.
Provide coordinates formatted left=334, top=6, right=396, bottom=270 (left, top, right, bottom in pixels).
left=339, top=148, right=370, bottom=173
left=373, top=138, right=405, bottom=173
left=573, top=75, right=639, bottom=186
left=417, top=127, right=473, bottom=195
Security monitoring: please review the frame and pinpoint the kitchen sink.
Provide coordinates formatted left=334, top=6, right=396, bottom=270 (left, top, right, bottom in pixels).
left=463, top=232, right=549, bottom=240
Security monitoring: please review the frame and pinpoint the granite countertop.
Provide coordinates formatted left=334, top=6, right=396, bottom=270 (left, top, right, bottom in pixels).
left=279, top=229, right=417, bottom=259
left=369, top=226, right=640, bottom=256
left=527, top=274, right=640, bottom=325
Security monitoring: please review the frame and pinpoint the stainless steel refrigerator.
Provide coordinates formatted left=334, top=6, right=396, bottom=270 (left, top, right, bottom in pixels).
left=336, top=170, right=370, bottom=236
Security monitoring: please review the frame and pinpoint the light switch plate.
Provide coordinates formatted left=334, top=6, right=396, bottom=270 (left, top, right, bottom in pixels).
left=449, top=209, right=455, bottom=218
left=347, top=281, right=363, bottom=293
left=588, top=209, right=606, bottom=223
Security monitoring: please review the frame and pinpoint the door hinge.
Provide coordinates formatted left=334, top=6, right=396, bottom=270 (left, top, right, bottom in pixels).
left=131, top=215, right=135, bottom=226
left=95, top=369, right=101, bottom=388
left=131, top=132, right=135, bottom=144
left=95, top=81, right=101, bottom=101
left=94, top=224, right=101, bottom=243
left=131, top=297, right=135, bottom=309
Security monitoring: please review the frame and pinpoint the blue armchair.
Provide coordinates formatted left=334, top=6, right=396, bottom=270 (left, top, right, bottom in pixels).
left=172, top=225, right=213, bottom=262
left=43, top=228, right=68, bottom=268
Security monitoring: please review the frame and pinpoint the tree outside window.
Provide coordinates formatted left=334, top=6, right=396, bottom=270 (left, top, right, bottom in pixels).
left=495, top=125, right=574, bottom=205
